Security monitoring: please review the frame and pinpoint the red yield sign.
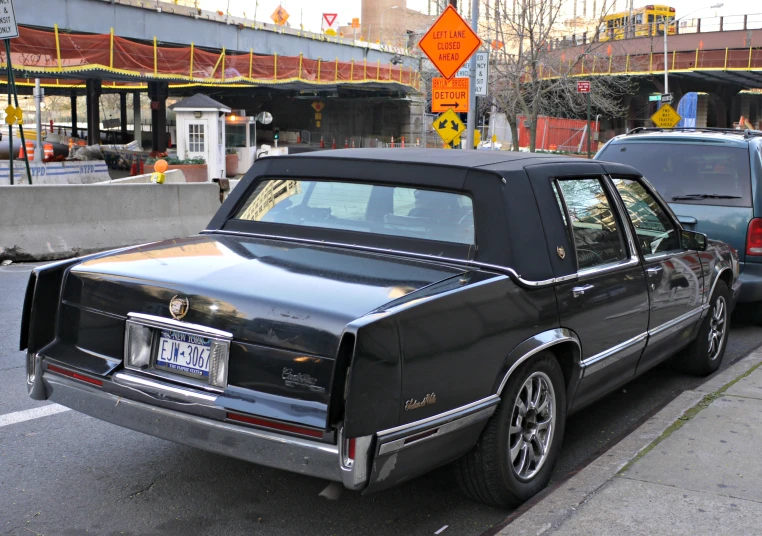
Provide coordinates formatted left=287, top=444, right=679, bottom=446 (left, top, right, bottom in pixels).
left=432, top=78, right=470, bottom=112
left=418, top=5, right=481, bottom=79
left=577, top=81, right=591, bottom=93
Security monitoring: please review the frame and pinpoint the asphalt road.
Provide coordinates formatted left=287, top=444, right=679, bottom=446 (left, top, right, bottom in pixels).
left=2, top=262, right=761, bottom=536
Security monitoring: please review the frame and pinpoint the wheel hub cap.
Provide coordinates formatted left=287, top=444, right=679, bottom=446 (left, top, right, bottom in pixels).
left=708, top=295, right=727, bottom=361
left=508, top=371, right=556, bottom=480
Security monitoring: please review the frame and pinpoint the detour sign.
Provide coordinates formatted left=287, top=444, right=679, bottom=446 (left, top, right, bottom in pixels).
left=419, top=5, right=481, bottom=79
left=432, top=78, right=470, bottom=112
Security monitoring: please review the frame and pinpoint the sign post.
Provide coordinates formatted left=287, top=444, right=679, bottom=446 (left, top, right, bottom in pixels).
left=418, top=4, right=481, bottom=149
left=1, top=0, right=30, bottom=185
left=466, top=0, right=480, bottom=150
left=577, top=81, right=592, bottom=158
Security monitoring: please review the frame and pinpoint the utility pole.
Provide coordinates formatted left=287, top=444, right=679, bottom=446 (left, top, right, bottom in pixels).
left=466, top=0, right=478, bottom=149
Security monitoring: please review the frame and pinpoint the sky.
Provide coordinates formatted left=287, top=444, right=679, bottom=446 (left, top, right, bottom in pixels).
left=198, top=0, right=753, bottom=33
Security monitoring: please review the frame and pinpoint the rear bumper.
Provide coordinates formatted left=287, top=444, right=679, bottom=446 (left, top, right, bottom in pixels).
left=42, top=371, right=345, bottom=483
left=738, top=261, right=762, bottom=303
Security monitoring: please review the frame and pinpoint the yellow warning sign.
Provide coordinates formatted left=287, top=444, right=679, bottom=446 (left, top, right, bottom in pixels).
left=651, top=103, right=681, bottom=129
left=433, top=109, right=466, bottom=144
left=4, top=105, right=22, bottom=125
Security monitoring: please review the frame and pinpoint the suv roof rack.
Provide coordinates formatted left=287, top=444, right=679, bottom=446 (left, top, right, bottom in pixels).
left=625, top=127, right=762, bottom=140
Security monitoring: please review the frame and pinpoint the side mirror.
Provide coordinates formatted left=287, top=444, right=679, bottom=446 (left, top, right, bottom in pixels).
left=681, top=229, right=708, bottom=251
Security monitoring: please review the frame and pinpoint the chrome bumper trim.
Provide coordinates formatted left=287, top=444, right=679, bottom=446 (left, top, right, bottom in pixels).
left=43, top=373, right=343, bottom=483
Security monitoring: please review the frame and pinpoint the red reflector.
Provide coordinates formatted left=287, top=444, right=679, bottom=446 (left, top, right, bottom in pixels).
left=348, top=438, right=356, bottom=460
left=403, top=428, right=439, bottom=445
left=747, top=218, right=762, bottom=255
left=47, top=364, right=103, bottom=387
left=227, top=412, right=323, bottom=439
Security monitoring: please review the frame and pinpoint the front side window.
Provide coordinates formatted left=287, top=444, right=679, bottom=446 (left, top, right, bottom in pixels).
left=234, top=179, right=475, bottom=246
left=555, top=178, right=628, bottom=270
left=612, top=178, right=681, bottom=255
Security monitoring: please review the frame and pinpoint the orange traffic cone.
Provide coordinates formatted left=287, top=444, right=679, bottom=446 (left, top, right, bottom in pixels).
left=320, top=135, right=325, bottom=148
left=401, top=136, right=405, bottom=148
left=139, top=158, right=144, bottom=175
left=331, top=138, right=336, bottom=149
left=18, top=141, right=34, bottom=159
left=391, top=136, right=395, bottom=146
left=351, top=139, right=355, bottom=148
left=344, top=138, right=349, bottom=148
left=297, top=132, right=301, bottom=144
left=130, top=159, right=137, bottom=176
left=43, top=143, right=54, bottom=160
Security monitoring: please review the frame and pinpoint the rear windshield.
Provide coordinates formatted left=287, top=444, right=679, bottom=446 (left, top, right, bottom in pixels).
left=233, top=179, right=475, bottom=246
left=598, top=142, right=752, bottom=207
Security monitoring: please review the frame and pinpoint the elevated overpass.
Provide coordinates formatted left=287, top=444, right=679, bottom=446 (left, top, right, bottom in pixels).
left=550, top=13, right=762, bottom=128
left=8, top=0, right=423, bottom=150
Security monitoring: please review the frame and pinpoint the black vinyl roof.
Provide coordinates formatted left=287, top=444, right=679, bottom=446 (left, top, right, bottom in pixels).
left=288, top=148, right=581, bottom=170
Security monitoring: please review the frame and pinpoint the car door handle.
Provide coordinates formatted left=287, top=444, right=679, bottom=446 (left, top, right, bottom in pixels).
left=646, top=266, right=663, bottom=276
left=572, top=284, right=594, bottom=297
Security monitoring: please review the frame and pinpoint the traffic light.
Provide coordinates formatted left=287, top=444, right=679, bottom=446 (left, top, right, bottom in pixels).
left=273, top=127, right=279, bottom=144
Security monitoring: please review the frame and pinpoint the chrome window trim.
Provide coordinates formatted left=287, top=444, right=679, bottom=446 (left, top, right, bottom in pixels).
left=496, top=334, right=581, bottom=395
left=580, top=333, right=648, bottom=376
left=377, top=394, right=499, bottom=438
left=577, top=256, right=639, bottom=280
left=377, top=405, right=496, bottom=456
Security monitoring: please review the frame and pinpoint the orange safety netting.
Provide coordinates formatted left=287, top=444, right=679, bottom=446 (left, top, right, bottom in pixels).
left=4, top=26, right=421, bottom=90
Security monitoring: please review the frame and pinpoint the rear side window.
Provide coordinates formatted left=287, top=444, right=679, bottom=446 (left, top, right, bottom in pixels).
left=598, top=142, right=752, bottom=207
left=554, top=178, right=628, bottom=270
left=234, top=179, right=475, bottom=245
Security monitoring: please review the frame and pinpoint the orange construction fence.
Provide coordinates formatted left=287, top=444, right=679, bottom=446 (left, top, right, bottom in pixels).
left=3, top=26, right=421, bottom=90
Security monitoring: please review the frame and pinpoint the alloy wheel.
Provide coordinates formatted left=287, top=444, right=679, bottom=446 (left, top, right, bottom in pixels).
left=708, top=294, right=727, bottom=361
left=508, top=371, right=556, bottom=480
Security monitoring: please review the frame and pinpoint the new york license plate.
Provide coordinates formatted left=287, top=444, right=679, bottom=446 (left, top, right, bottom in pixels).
left=155, top=329, right=211, bottom=378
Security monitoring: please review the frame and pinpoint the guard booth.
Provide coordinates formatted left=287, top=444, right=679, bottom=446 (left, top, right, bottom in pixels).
left=225, top=111, right=256, bottom=175
left=170, top=94, right=230, bottom=181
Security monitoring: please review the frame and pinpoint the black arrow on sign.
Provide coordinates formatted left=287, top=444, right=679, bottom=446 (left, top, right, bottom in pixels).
left=440, top=102, right=460, bottom=109
left=450, top=120, right=460, bottom=131
left=438, top=119, right=448, bottom=129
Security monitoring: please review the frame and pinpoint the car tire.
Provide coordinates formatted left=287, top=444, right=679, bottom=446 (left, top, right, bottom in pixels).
left=454, top=351, right=566, bottom=508
left=675, top=279, right=730, bottom=376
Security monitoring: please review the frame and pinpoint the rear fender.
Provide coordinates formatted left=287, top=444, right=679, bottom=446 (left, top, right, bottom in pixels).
left=492, top=328, right=582, bottom=411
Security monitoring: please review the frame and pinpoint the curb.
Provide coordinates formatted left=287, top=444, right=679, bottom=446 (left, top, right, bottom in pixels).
left=496, top=346, right=762, bottom=536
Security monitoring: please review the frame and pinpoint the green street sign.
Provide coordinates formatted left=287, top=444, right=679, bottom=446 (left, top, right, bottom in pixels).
left=648, top=95, right=661, bottom=102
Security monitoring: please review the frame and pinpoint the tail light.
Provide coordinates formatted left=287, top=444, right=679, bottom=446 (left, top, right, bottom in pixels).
left=747, top=218, right=762, bottom=255
left=47, top=364, right=104, bottom=387
left=227, top=412, right=324, bottom=439
left=347, top=437, right=356, bottom=461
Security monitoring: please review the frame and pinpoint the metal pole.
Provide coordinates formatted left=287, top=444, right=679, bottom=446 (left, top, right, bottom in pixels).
left=466, top=0, right=479, bottom=150
left=663, top=17, right=669, bottom=95
left=6, top=39, right=12, bottom=185
left=35, top=79, right=43, bottom=162
left=587, top=92, right=592, bottom=159
left=6, top=40, right=33, bottom=184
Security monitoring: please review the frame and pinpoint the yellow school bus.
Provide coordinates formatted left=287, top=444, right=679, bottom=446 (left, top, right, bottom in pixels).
left=599, top=5, right=676, bottom=41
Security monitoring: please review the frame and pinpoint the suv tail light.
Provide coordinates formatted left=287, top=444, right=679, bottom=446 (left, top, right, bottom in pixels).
left=747, top=218, right=762, bottom=255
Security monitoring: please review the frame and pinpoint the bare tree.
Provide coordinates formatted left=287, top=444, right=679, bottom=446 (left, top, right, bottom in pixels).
left=487, top=0, right=631, bottom=152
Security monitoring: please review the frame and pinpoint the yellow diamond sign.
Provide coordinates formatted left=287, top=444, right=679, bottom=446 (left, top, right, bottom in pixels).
left=433, top=109, right=466, bottom=144
left=651, top=103, right=681, bottom=129
left=4, top=105, right=20, bottom=125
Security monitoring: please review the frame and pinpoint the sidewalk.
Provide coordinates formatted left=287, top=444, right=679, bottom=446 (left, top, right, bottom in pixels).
left=500, top=347, right=762, bottom=536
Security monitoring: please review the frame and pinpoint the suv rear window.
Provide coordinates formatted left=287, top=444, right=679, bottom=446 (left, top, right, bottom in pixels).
left=598, top=142, right=752, bottom=207
left=234, top=179, right=475, bottom=245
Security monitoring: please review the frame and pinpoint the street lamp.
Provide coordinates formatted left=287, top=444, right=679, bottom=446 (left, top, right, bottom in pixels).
left=663, top=3, right=723, bottom=95
left=380, top=6, right=398, bottom=45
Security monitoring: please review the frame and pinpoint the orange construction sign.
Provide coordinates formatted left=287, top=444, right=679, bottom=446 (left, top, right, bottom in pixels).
left=431, top=77, right=470, bottom=112
left=271, top=5, right=290, bottom=26
left=418, top=5, right=481, bottom=79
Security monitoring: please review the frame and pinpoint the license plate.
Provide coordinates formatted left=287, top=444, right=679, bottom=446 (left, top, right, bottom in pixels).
left=155, top=329, right=212, bottom=378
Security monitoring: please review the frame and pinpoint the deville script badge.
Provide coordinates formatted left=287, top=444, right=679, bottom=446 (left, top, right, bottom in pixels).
left=169, top=295, right=190, bottom=320
left=405, top=393, right=437, bottom=411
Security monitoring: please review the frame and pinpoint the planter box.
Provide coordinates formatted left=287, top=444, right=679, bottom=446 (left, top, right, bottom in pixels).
left=145, top=163, right=208, bottom=182
left=225, top=153, right=239, bottom=177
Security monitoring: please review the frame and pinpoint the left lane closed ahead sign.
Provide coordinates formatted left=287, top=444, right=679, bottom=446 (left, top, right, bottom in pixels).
left=432, top=78, right=470, bottom=112
left=418, top=5, right=481, bottom=79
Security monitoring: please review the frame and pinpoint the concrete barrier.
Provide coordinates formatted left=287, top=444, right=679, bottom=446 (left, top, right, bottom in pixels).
left=0, top=183, right=220, bottom=262
left=0, top=160, right=111, bottom=185
left=101, top=169, right=187, bottom=184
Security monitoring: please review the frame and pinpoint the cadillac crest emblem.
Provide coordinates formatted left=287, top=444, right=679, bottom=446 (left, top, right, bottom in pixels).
left=169, top=295, right=190, bottom=320
left=557, top=246, right=566, bottom=259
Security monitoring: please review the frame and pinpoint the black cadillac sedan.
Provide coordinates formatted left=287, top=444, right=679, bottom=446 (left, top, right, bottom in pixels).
left=21, top=149, right=740, bottom=507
